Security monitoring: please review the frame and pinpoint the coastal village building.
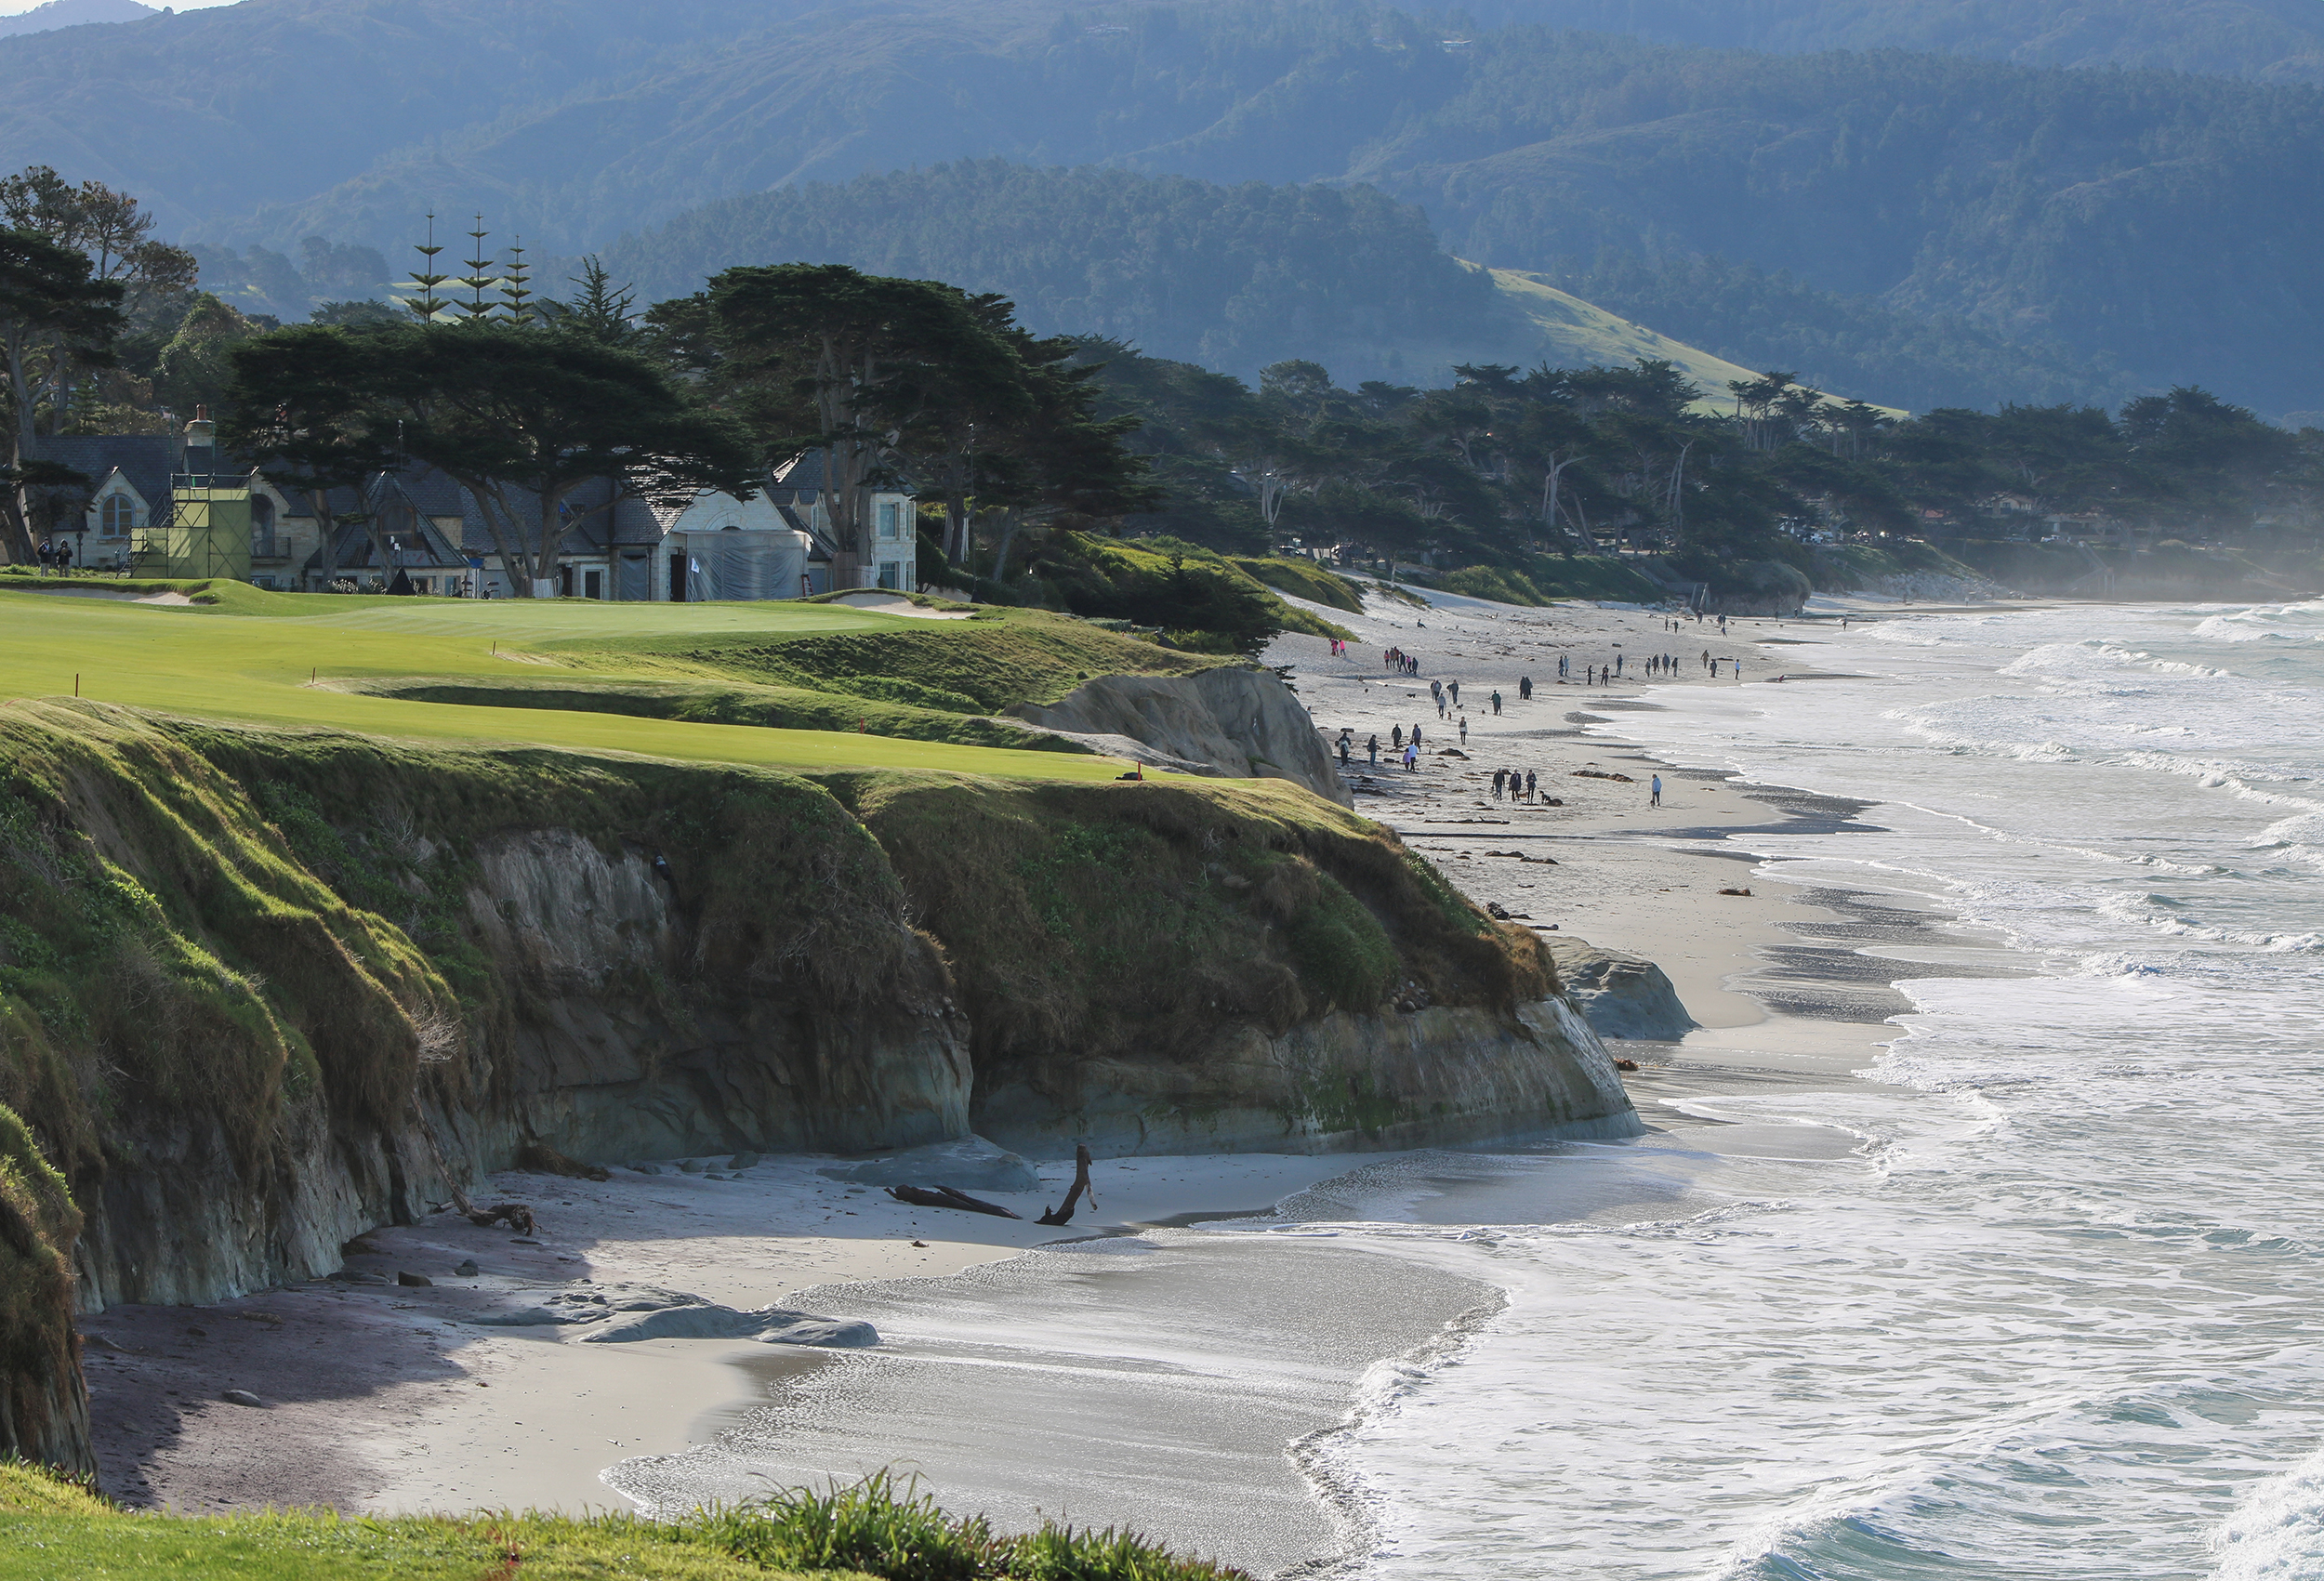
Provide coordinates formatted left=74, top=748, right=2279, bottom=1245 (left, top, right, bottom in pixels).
left=33, top=424, right=918, bottom=600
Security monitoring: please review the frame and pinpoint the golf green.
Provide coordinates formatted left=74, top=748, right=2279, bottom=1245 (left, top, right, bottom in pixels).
left=0, top=586, right=1136, bottom=779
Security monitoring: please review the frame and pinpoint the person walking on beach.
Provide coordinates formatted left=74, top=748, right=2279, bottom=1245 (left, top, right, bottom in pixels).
left=1337, top=729, right=1353, bottom=765
left=1519, top=676, right=1532, bottom=700
left=1367, top=734, right=1380, bottom=767
left=1493, top=769, right=1507, bottom=799
left=1392, top=724, right=1403, bottom=750
left=1404, top=742, right=1419, bottom=772
left=1449, top=680, right=1460, bottom=706
left=1525, top=770, right=1537, bottom=800
left=1412, top=723, right=1424, bottom=749
left=1459, top=714, right=1468, bottom=744
left=1650, top=773, right=1662, bottom=807
left=1616, top=654, right=1624, bottom=678
left=1491, top=690, right=1502, bottom=715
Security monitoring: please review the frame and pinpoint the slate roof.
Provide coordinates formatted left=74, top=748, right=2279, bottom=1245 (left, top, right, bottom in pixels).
left=33, top=435, right=178, bottom=507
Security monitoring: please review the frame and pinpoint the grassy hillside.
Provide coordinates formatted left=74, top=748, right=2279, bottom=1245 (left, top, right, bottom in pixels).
left=0, top=582, right=1213, bottom=780
left=0, top=1460, right=1241, bottom=1580
left=1488, top=268, right=1844, bottom=414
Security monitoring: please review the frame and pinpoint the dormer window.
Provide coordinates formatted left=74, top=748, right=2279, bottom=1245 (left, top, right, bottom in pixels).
left=99, top=494, right=134, bottom=538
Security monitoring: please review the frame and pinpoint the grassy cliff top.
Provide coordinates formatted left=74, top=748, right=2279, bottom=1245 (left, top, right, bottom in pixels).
left=0, top=579, right=1220, bottom=782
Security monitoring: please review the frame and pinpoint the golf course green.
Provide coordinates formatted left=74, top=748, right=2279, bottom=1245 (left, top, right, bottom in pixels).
left=0, top=580, right=1148, bottom=780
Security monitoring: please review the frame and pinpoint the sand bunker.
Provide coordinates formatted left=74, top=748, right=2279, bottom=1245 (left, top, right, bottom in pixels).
left=831, top=591, right=971, bottom=619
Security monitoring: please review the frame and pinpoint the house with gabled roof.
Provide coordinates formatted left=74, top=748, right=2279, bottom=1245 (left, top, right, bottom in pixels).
left=37, top=428, right=316, bottom=582
left=764, top=451, right=918, bottom=594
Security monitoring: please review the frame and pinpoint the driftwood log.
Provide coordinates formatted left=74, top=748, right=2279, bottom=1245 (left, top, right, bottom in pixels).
left=1037, top=1145, right=1097, bottom=1226
left=886, top=1184, right=1022, bottom=1219
left=411, top=1107, right=538, bottom=1235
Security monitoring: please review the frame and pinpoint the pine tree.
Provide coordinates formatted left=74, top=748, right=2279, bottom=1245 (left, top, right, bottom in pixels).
left=403, top=213, right=449, bottom=322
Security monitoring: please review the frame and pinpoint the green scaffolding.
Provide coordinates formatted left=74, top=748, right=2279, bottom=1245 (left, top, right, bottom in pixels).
left=134, top=481, right=253, bottom=582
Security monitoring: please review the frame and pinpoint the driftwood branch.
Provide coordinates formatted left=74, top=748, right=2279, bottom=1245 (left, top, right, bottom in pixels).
left=1038, top=1145, right=1097, bottom=1226
left=886, top=1184, right=1022, bottom=1219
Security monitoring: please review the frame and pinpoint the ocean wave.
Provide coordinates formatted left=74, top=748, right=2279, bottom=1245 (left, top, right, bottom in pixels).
left=2192, top=599, right=2324, bottom=644
left=2212, top=1439, right=2324, bottom=1580
left=2090, top=890, right=2324, bottom=951
left=1280, top=1291, right=1510, bottom=1580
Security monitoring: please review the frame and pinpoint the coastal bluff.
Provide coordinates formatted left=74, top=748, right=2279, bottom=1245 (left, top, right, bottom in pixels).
left=0, top=700, right=1633, bottom=1476
left=1000, top=665, right=1353, bottom=807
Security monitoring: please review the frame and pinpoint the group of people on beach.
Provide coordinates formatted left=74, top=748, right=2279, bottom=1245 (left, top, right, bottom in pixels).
left=1382, top=646, right=1419, bottom=676
left=1493, top=768, right=1541, bottom=801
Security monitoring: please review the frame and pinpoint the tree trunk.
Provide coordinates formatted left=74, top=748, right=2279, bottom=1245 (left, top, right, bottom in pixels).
left=459, top=478, right=534, bottom=599
left=2, top=329, right=37, bottom=564
left=988, top=511, right=1022, bottom=585
left=310, top=486, right=340, bottom=589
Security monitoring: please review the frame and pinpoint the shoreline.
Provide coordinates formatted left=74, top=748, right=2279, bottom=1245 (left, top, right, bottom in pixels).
left=79, top=586, right=2027, bottom=1572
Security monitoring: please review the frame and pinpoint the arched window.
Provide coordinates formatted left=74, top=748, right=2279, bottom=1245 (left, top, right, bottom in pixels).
left=99, top=494, right=134, bottom=538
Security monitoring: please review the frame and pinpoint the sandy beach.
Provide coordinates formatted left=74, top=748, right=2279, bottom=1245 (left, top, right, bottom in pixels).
left=80, top=581, right=2023, bottom=1556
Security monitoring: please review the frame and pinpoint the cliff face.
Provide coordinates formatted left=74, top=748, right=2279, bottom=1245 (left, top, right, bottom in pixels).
left=0, top=703, right=968, bottom=1325
left=0, top=1103, right=86, bottom=1473
left=0, top=700, right=1633, bottom=1481
left=842, top=774, right=1639, bottom=1156
left=1004, top=666, right=1352, bottom=807
left=975, top=997, right=1639, bottom=1155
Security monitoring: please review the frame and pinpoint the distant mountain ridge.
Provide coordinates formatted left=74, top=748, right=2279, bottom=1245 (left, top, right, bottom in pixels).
left=602, top=158, right=2111, bottom=410
left=5, top=0, right=2321, bottom=411
left=0, top=0, right=152, bottom=39
left=602, top=161, right=1527, bottom=389
left=1451, top=0, right=2324, bottom=84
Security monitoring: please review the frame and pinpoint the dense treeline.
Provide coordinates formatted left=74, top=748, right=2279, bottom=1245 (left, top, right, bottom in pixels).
left=602, top=162, right=1523, bottom=386
left=1054, top=342, right=2324, bottom=606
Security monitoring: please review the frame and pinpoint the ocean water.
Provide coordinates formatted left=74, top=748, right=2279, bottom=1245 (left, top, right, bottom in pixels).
left=1309, top=600, right=2324, bottom=1578
left=614, top=600, right=2324, bottom=1579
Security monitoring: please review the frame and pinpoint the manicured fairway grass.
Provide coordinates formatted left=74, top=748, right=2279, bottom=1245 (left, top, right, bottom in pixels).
left=0, top=583, right=1142, bottom=780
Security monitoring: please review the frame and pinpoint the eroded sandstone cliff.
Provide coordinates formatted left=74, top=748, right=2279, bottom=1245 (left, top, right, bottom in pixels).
left=0, top=697, right=1632, bottom=1478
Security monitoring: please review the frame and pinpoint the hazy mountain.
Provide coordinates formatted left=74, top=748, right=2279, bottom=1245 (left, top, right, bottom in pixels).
left=0, top=0, right=153, bottom=39
left=1453, top=0, right=2324, bottom=84
left=602, top=161, right=1530, bottom=389
left=604, top=159, right=2124, bottom=409
left=7, top=0, right=2324, bottom=410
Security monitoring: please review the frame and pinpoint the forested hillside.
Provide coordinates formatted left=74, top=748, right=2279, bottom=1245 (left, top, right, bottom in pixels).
left=602, top=162, right=1526, bottom=387
left=1452, top=0, right=2324, bottom=83
left=10, top=0, right=2324, bottom=412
